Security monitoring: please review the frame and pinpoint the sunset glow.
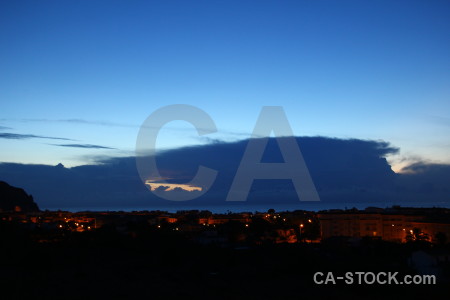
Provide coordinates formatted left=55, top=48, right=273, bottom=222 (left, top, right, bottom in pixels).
left=145, top=179, right=202, bottom=192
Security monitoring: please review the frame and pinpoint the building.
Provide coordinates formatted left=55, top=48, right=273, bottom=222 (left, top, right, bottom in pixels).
left=318, top=208, right=450, bottom=243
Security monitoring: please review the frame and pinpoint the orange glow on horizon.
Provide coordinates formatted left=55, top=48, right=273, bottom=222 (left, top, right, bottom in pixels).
left=145, top=179, right=202, bottom=192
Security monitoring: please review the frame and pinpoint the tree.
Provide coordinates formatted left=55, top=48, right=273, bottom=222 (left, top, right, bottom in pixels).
left=435, top=232, right=447, bottom=245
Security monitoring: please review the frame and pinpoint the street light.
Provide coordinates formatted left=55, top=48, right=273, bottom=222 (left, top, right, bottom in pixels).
left=299, top=224, right=304, bottom=242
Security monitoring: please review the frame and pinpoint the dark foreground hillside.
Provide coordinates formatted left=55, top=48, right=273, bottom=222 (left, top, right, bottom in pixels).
left=0, top=181, right=40, bottom=212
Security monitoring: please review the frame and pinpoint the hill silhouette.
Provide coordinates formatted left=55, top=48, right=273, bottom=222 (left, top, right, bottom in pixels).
left=0, top=181, right=40, bottom=212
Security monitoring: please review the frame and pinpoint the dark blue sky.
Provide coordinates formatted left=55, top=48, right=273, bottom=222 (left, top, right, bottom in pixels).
left=1, top=0, right=450, bottom=171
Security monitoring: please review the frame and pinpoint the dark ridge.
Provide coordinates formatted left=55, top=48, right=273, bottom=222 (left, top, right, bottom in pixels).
left=0, top=181, right=40, bottom=212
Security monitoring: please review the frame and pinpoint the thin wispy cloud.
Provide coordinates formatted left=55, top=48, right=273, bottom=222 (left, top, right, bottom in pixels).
left=0, top=132, right=73, bottom=141
left=0, top=126, right=12, bottom=131
left=13, top=118, right=253, bottom=138
left=52, top=144, right=116, bottom=150
left=426, top=115, right=450, bottom=127
left=21, top=118, right=136, bottom=128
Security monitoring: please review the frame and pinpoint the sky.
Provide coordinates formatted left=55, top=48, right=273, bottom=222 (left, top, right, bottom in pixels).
left=1, top=0, right=450, bottom=172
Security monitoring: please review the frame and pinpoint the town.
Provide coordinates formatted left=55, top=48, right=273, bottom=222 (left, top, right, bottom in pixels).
left=2, top=181, right=450, bottom=297
left=3, top=205, right=450, bottom=246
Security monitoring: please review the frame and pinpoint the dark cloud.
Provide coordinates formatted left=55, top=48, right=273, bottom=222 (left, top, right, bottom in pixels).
left=398, top=162, right=450, bottom=192
left=0, top=132, right=73, bottom=141
left=0, top=136, right=448, bottom=211
left=52, top=144, right=116, bottom=150
left=154, top=185, right=170, bottom=192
